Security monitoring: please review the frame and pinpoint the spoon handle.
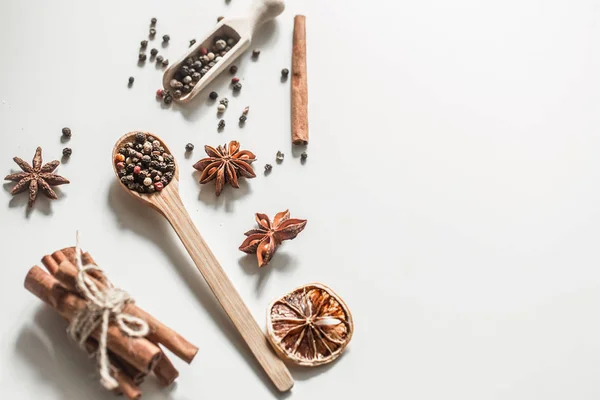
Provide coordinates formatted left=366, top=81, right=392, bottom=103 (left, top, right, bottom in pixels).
left=155, top=193, right=294, bottom=392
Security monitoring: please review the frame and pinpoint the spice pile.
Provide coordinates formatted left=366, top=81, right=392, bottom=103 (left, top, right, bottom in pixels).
left=166, top=36, right=238, bottom=99
left=115, top=132, right=175, bottom=194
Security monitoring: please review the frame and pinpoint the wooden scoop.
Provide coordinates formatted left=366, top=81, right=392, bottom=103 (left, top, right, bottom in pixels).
left=112, top=132, right=294, bottom=392
left=162, top=0, right=285, bottom=103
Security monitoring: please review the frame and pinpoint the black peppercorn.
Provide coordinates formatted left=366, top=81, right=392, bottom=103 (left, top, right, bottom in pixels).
left=185, top=143, right=194, bottom=152
left=165, top=163, right=175, bottom=172
left=239, top=115, right=247, bottom=123
left=162, top=34, right=170, bottom=43
left=301, top=152, right=308, bottom=161
left=252, top=49, right=260, bottom=58
left=156, top=55, right=164, bottom=63
left=141, top=40, right=148, bottom=48
left=162, top=59, right=169, bottom=66
left=126, top=164, right=135, bottom=173
left=150, top=48, right=158, bottom=56
left=281, top=68, right=289, bottom=77
left=149, top=161, right=160, bottom=169
left=264, top=164, right=272, bottom=172
left=209, top=91, right=218, bottom=100
left=138, top=53, right=147, bottom=61
left=218, top=119, right=225, bottom=129
left=189, top=39, right=196, bottom=47
left=233, top=82, right=242, bottom=91
left=164, top=171, right=174, bottom=180
left=182, top=85, right=191, bottom=93
left=142, top=155, right=151, bottom=164
left=128, top=76, right=134, bottom=85
left=173, top=90, right=182, bottom=98
left=124, top=143, right=133, bottom=149
left=135, top=132, right=146, bottom=143
left=229, top=65, right=237, bottom=74
left=149, top=28, right=156, bottom=37
left=118, top=148, right=127, bottom=156
left=163, top=95, right=172, bottom=104
left=62, top=127, right=72, bottom=138
left=151, top=17, right=157, bottom=25
left=120, top=176, right=128, bottom=184
left=62, top=148, right=72, bottom=157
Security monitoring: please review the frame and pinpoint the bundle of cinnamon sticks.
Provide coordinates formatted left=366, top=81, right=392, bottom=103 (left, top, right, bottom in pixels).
left=24, top=247, right=198, bottom=400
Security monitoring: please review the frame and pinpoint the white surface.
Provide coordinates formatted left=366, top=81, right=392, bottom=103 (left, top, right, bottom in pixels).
left=1, top=0, right=600, bottom=399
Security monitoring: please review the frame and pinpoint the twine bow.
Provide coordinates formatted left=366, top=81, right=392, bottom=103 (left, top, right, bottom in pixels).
left=67, top=232, right=149, bottom=390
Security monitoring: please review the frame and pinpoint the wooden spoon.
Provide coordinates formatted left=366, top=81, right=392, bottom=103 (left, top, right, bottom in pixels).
left=112, top=132, right=294, bottom=392
left=162, top=0, right=285, bottom=103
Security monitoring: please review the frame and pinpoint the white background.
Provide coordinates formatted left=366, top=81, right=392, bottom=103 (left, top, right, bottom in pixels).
left=1, top=0, right=600, bottom=399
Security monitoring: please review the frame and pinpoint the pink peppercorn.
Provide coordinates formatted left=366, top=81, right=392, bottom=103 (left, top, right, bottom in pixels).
left=232, top=77, right=239, bottom=84
left=133, top=166, right=141, bottom=174
left=198, top=47, right=208, bottom=56
left=154, top=182, right=164, bottom=191
left=156, top=89, right=164, bottom=98
left=116, top=162, right=125, bottom=170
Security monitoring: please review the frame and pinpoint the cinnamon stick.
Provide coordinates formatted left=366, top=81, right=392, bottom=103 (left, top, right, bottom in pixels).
left=292, top=15, right=308, bottom=145
left=24, top=266, right=162, bottom=373
left=85, top=339, right=143, bottom=400
left=45, top=248, right=198, bottom=364
left=153, top=349, right=179, bottom=386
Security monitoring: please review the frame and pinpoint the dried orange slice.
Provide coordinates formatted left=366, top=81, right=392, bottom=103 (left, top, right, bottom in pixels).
left=266, top=283, right=354, bottom=366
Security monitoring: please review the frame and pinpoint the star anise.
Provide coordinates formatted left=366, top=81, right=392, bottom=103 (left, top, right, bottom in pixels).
left=193, top=140, right=256, bottom=196
left=4, top=147, right=69, bottom=208
left=239, top=210, right=307, bottom=267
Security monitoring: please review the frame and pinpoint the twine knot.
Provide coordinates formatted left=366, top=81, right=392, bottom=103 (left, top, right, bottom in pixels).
left=67, top=233, right=149, bottom=390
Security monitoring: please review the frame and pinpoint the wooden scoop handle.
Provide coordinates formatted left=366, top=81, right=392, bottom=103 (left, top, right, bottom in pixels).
left=151, top=191, right=294, bottom=392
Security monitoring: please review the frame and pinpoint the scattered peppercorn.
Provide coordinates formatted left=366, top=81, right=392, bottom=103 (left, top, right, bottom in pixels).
left=264, top=164, right=272, bottom=172
left=149, top=28, right=156, bottom=37
left=62, top=148, right=72, bottom=157
left=138, top=53, right=147, bottom=61
left=209, top=91, right=218, bottom=100
left=281, top=68, right=289, bottom=77
left=217, top=104, right=226, bottom=113
left=150, top=48, right=158, bottom=56
left=185, top=143, right=194, bottom=152
left=252, top=49, right=260, bottom=58
left=151, top=17, right=157, bottom=25
left=162, top=58, right=169, bottom=66
left=189, top=39, right=196, bottom=47
left=135, top=132, right=145, bottom=143
left=164, top=95, right=172, bottom=105
left=242, top=106, right=249, bottom=115
left=276, top=151, right=284, bottom=162
left=229, top=65, right=238, bottom=74
left=220, top=98, right=229, bottom=107
left=115, top=154, right=125, bottom=162
left=233, top=82, right=242, bottom=91
left=301, top=152, right=308, bottom=161
left=232, top=77, right=239, bottom=84
left=156, top=55, right=164, bottom=63
left=239, top=115, right=247, bottom=123
left=218, top=119, right=225, bottom=129
left=141, top=40, right=148, bottom=48
left=62, top=127, right=72, bottom=138
left=162, top=34, right=170, bottom=43
left=128, top=76, right=134, bottom=85
left=217, top=16, right=224, bottom=22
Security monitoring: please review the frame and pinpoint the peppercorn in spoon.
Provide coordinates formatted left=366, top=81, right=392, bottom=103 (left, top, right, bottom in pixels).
left=162, top=0, right=285, bottom=103
left=112, top=132, right=294, bottom=392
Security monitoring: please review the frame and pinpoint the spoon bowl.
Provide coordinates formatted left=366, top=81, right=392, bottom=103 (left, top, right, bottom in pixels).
left=111, top=131, right=294, bottom=392
left=162, top=0, right=285, bottom=103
